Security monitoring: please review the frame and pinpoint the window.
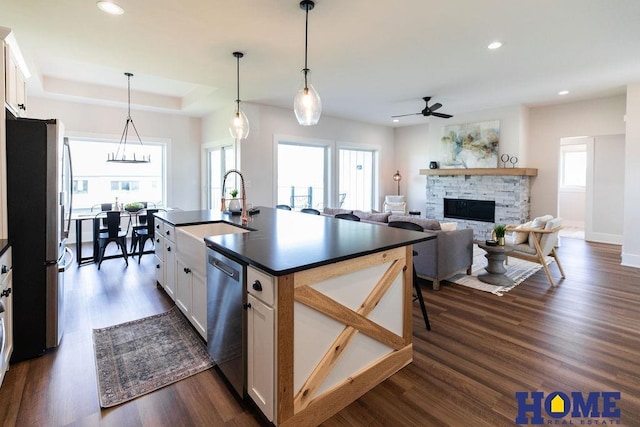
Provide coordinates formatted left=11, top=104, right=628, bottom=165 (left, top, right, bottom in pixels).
left=207, top=145, right=235, bottom=210
left=72, top=179, right=88, bottom=194
left=560, top=143, right=587, bottom=190
left=68, top=138, right=165, bottom=212
left=277, top=142, right=327, bottom=210
left=339, top=148, right=376, bottom=210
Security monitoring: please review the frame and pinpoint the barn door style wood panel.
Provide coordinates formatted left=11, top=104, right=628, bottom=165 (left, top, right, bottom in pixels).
left=276, top=246, right=413, bottom=426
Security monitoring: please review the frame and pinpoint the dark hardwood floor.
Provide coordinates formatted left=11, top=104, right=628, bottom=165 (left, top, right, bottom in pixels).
left=0, top=238, right=638, bottom=426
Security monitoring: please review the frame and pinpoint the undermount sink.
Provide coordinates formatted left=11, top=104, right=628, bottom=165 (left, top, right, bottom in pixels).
left=176, top=222, right=249, bottom=274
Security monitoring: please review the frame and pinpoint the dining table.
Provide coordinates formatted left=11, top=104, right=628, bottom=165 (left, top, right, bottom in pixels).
left=71, top=210, right=153, bottom=265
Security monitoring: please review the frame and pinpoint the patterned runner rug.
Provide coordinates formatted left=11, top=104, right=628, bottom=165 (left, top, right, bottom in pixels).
left=447, top=245, right=553, bottom=296
left=92, top=306, right=213, bottom=407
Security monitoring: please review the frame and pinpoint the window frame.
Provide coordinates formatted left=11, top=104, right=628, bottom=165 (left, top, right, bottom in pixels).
left=559, top=142, right=587, bottom=192
left=66, top=136, right=168, bottom=212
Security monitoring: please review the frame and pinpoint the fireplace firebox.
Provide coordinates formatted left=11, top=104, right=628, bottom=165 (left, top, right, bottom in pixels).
left=444, top=198, right=495, bottom=223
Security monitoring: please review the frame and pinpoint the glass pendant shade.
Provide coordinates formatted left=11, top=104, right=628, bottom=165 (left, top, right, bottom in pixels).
left=229, top=107, right=250, bottom=139
left=294, top=73, right=322, bottom=126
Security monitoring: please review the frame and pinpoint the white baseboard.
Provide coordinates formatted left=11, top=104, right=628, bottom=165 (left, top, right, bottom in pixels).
left=585, top=232, right=623, bottom=245
left=621, top=252, right=640, bottom=269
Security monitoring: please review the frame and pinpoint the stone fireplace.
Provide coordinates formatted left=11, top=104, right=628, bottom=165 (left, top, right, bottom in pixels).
left=420, top=168, right=537, bottom=240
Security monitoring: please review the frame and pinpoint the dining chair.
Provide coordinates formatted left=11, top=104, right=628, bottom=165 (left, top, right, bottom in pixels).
left=300, top=208, right=320, bottom=215
left=96, top=210, right=131, bottom=269
left=388, top=220, right=431, bottom=330
left=131, top=208, right=164, bottom=263
left=91, top=203, right=114, bottom=233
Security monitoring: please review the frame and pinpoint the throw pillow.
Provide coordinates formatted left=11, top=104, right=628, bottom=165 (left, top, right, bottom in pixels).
left=512, top=221, right=532, bottom=245
left=439, top=222, right=457, bottom=231
left=529, top=215, right=553, bottom=248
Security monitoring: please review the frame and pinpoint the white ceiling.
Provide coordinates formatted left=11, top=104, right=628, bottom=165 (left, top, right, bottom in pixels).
left=2, top=0, right=639, bottom=126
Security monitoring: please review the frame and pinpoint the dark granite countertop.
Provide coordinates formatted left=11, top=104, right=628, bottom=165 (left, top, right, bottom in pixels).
left=156, top=207, right=434, bottom=276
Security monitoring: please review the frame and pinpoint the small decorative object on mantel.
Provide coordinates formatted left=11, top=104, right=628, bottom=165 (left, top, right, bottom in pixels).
left=485, top=239, right=498, bottom=246
left=493, top=224, right=507, bottom=246
left=429, top=161, right=438, bottom=169
left=500, top=154, right=519, bottom=168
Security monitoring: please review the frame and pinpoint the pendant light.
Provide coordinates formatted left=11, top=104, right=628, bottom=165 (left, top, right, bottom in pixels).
left=229, top=51, right=250, bottom=139
left=294, top=0, right=322, bottom=126
left=107, top=72, right=150, bottom=163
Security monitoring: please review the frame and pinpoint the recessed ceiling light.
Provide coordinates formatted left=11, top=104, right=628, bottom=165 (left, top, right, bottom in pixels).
left=558, top=90, right=570, bottom=96
left=97, top=1, right=124, bottom=15
left=487, top=41, right=503, bottom=50
left=392, top=119, right=399, bottom=123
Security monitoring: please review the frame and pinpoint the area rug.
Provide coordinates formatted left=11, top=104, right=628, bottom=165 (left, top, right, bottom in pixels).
left=92, top=306, right=213, bottom=407
left=447, top=246, right=554, bottom=296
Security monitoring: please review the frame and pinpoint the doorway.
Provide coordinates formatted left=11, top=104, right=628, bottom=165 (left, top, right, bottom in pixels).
left=557, top=134, right=625, bottom=243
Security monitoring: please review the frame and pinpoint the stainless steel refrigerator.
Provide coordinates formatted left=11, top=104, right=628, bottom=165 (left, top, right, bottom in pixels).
left=6, top=117, right=73, bottom=362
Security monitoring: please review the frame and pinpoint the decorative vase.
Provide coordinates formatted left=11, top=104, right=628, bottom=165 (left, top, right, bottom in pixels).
left=228, top=198, right=242, bottom=213
left=497, top=237, right=505, bottom=246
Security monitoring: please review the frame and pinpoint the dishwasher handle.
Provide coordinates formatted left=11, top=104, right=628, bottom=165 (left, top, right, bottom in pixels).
left=209, top=255, right=240, bottom=281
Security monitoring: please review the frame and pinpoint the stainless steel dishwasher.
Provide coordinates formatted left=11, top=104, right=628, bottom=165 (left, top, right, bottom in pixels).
left=206, top=247, right=245, bottom=397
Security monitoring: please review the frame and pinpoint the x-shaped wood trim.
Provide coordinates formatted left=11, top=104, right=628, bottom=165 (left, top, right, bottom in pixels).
left=292, top=257, right=406, bottom=412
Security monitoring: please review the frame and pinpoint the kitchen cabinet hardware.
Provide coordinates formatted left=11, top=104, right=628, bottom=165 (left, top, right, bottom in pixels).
left=183, top=267, right=191, bottom=274
left=1, top=288, right=10, bottom=298
left=1, top=265, right=7, bottom=274
left=243, top=302, right=252, bottom=309
left=252, top=280, right=262, bottom=291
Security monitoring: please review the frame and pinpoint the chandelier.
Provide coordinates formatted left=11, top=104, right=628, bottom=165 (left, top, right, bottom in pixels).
left=107, top=72, right=150, bottom=163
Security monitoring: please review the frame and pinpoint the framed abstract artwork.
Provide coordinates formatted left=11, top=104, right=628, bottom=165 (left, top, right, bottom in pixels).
left=440, top=120, right=500, bottom=168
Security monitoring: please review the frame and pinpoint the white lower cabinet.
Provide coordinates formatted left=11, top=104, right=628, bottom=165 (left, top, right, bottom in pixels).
left=246, top=266, right=276, bottom=422
left=190, top=269, right=207, bottom=337
left=175, top=256, right=206, bottom=339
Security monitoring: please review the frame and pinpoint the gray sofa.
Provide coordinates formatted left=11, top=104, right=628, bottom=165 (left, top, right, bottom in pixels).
left=322, top=208, right=474, bottom=290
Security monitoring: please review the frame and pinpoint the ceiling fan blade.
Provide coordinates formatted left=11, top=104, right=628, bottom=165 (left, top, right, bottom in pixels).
left=431, top=112, right=453, bottom=119
left=391, top=112, right=422, bottom=118
left=429, top=103, right=442, bottom=112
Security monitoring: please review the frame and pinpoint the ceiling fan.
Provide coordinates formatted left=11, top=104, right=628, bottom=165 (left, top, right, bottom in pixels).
left=392, top=96, right=453, bottom=119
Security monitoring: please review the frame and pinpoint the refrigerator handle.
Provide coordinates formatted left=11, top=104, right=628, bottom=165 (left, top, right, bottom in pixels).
left=59, top=247, right=74, bottom=273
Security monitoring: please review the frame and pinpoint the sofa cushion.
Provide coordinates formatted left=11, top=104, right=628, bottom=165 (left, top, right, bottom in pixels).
left=388, top=215, right=442, bottom=231
left=353, top=210, right=390, bottom=223
left=323, top=207, right=353, bottom=216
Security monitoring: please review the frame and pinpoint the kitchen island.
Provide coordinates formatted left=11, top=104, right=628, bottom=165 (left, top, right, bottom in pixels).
left=155, top=207, right=434, bottom=426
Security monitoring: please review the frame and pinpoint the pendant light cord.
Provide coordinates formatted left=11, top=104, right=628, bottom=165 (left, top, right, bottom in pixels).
left=236, top=54, right=240, bottom=114
left=126, top=72, right=132, bottom=119
left=303, top=3, right=309, bottom=89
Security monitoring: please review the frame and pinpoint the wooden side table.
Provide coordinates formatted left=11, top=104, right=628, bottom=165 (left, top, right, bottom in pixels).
left=477, top=242, right=514, bottom=286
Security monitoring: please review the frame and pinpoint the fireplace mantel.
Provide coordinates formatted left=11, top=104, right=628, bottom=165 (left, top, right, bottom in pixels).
left=419, top=168, right=537, bottom=177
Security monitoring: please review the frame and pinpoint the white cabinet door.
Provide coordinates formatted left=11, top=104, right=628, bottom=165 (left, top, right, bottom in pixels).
left=164, top=239, right=176, bottom=300
left=190, top=269, right=206, bottom=339
left=154, top=255, right=164, bottom=288
left=175, top=257, right=191, bottom=316
left=247, top=293, right=275, bottom=422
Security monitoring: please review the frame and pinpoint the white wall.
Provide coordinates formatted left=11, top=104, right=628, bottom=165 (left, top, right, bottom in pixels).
left=25, top=97, right=202, bottom=210
left=623, top=83, right=640, bottom=267
left=394, top=105, right=525, bottom=215
left=202, top=103, right=396, bottom=210
left=587, top=134, right=625, bottom=244
left=527, top=95, right=626, bottom=218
